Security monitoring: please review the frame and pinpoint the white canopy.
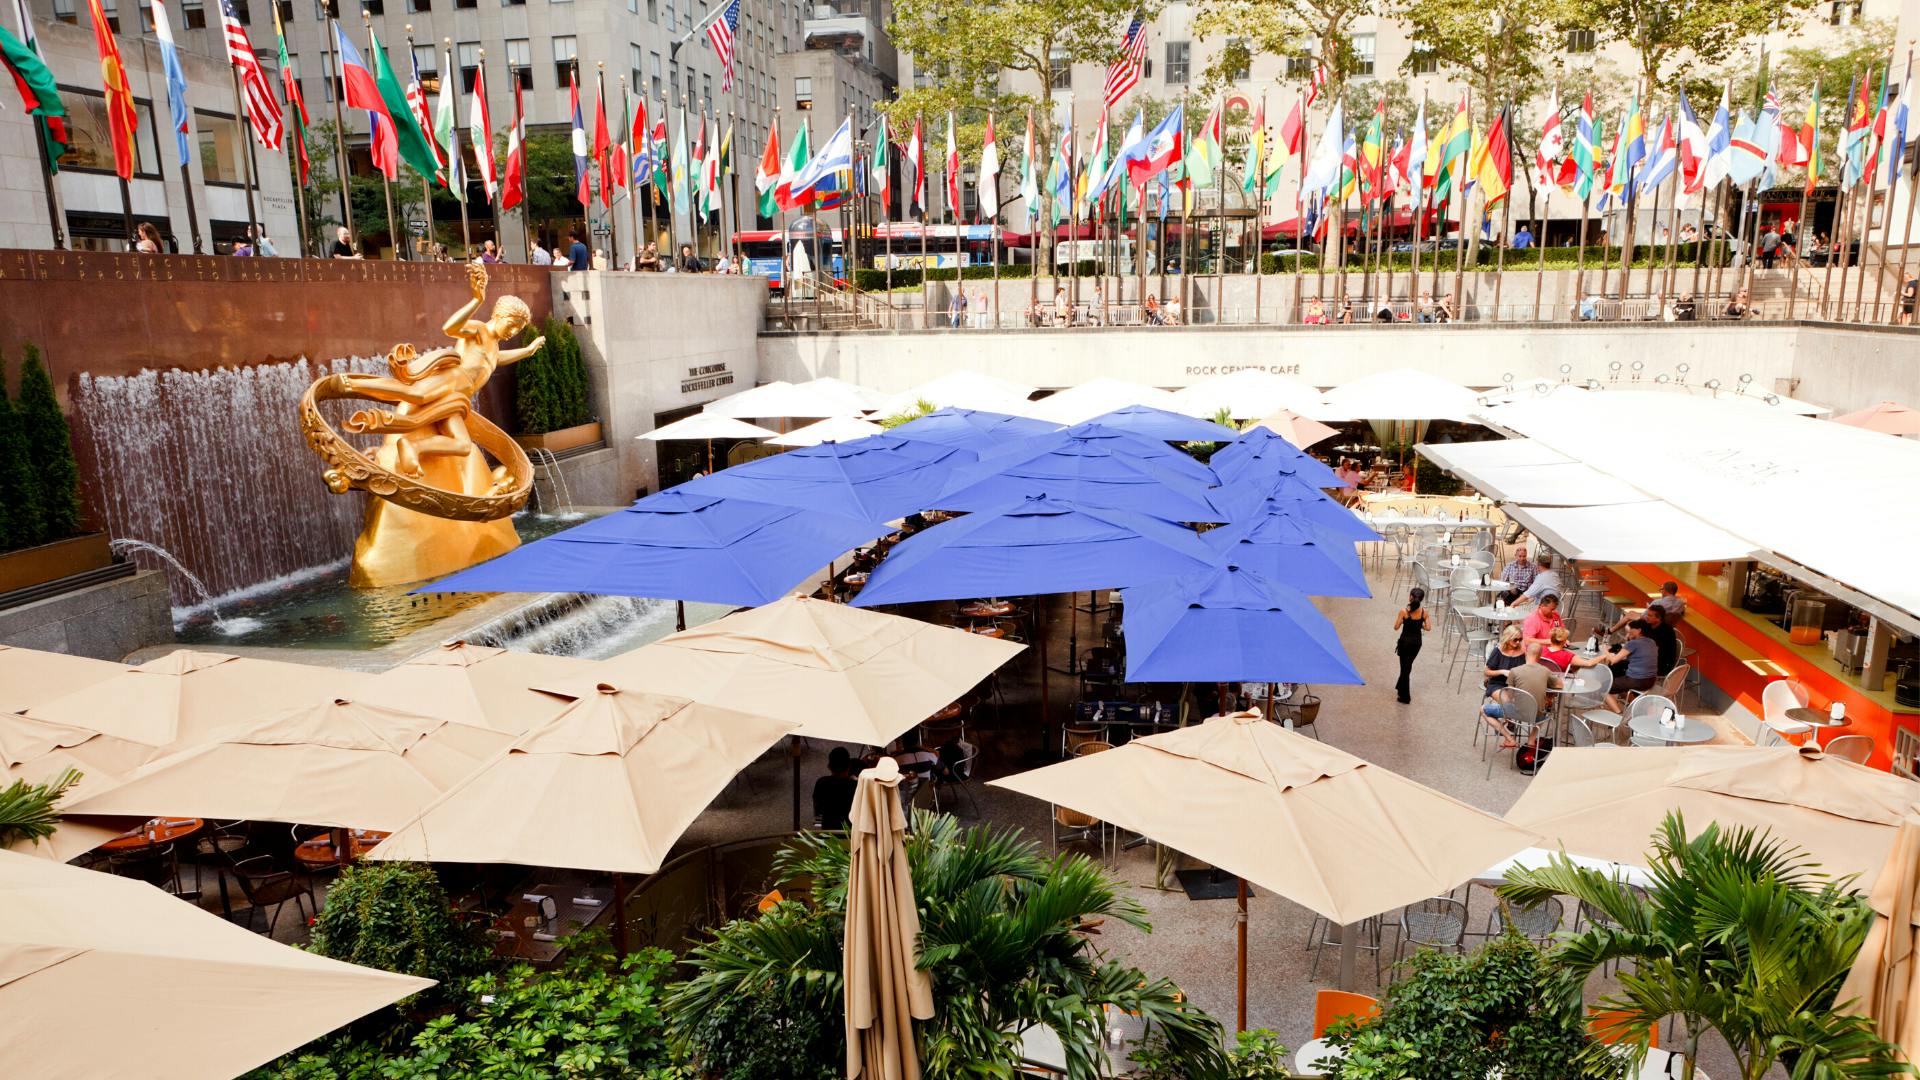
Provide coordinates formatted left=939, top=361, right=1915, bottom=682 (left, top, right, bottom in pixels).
left=872, top=371, right=1036, bottom=417
left=640, top=414, right=778, bottom=441
left=1434, top=457, right=1652, bottom=508
left=703, top=380, right=866, bottom=420
left=1171, top=370, right=1327, bottom=420
left=767, top=415, right=886, bottom=447
left=1501, top=501, right=1753, bottom=563
left=1315, top=367, right=1481, bottom=422
left=799, top=376, right=888, bottom=412
left=1417, top=439, right=1574, bottom=472
left=1485, top=390, right=1920, bottom=628
left=1023, top=377, right=1186, bottom=425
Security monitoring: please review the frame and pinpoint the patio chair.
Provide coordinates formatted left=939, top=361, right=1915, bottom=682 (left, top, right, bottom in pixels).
left=1659, top=664, right=1691, bottom=707
left=1392, top=897, right=1469, bottom=968
left=1489, top=895, right=1563, bottom=945
left=1308, top=915, right=1383, bottom=984
left=229, top=853, right=318, bottom=936
left=1312, top=989, right=1381, bottom=1038
left=1568, top=664, right=1619, bottom=744
left=1447, top=613, right=1494, bottom=693
left=1824, top=735, right=1873, bottom=764
left=1761, top=681, right=1813, bottom=742
left=927, top=739, right=979, bottom=815
left=1271, top=686, right=1321, bottom=740
left=1567, top=715, right=1613, bottom=748
left=1062, top=722, right=1106, bottom=758
left=108, top=841, right=183, bottom=897
left=1050, top=805, right=1107, bottom=862
left=1483, top=686, right=1542, bottom=779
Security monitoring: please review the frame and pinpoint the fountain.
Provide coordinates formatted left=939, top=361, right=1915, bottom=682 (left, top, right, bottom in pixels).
left=106, top=539, right=262, bottom=636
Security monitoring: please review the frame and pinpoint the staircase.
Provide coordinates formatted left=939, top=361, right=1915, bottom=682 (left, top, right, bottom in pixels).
left=764, top=279, right=893, bottom=331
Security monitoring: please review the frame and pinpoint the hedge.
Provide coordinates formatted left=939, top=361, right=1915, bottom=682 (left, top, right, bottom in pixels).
left=514, top=317, right=594, bottom=436
left=0, top=345, right=81, bottom=553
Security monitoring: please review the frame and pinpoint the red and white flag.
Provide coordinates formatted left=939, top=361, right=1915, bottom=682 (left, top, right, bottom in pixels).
left=1534, top=87, right=1564, bottom=187
left=908, top=115, right=925, bottom=215
left=469, top=61, right=497, bottom=203
left=1304, top=62, right=1329, bottom=108
left=501, top=80, right=526, bottom=210
left=221, top=0, right=282, bottom=148
left=1102, top=14, right=1147, bottom=110
left=944, top=111, right=961, bottom=215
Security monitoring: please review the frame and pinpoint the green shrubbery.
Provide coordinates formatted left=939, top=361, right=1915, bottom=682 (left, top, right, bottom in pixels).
left=0, top=345, right=83, bottom=553
left=514, top=316, right=594, bottom=435
left=306, top=862, right=490, bottom=1004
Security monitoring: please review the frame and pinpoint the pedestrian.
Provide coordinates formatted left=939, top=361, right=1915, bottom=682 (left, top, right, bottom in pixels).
left=479, top=239, right=501, bottom=264
left=1393, top=586, right=1432, bottom=705
left=231, top=235, right=253, bottom=257
left=676, top=243, right=703, bottom=272
left=329, top=225, right=361, bottom=260
left=529, top=235, right=552, bottom=266
left=947, top=288, right=967, bottom=327
left=249, top=225, right=278, bottom=257
left=1901, top=275, right=1917, bottom=325
left=567, top=228, right=591, bottom=270
left=1511, top=224, right=1533, bottom=250
left=1759, top=224, right=1780, bottom=270
left=133, top=221, right=162, bottom=254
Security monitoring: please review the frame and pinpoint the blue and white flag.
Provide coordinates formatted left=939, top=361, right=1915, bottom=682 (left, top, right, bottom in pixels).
left=1702, top=86, right=1733, bottom=189
left=150, top=0, right=190, bottom=165
left=790, top=116, right=852, bottom=201
left=1086, top=108, right=1145, bottom=203
left=1301, top=98, right=1346, bottom=195
left=1889, top=63, right=1912, bottom=188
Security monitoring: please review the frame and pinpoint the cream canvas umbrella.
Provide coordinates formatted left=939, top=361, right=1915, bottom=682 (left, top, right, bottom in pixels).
left=60, top=697, right=513, bottom=831
left=844, top=758, right=935, bottom=1080
left=1, top=746, right=140, bottom=862
left=873, top=371, right=1036, bottom=416
left=1250, top=408, right=1341, bottom=450
left=769, top=415, right=886, bottom=447
left=1313, top=367, right=1480, bottom=422
left=1839, top=812, right=1920, bottom=1060
left=0, top=645, right=130, bottom=714
left=1835, top=400, right=1920, bottom=436
left=802, top=376, right=890, bottom=412
left=991, top=713, right=1538, bottom=1011
left=26, top=650, right=373, bottom=751
left=1172, top=370, right=1326, bottom=420
left=1, top=712, right=159, bottom=778
left=1023, top=377, right=1185, bottom=426
left=366, top=682, right=795, bottom=874
left=361, top=641, right=588, bottom=736
left=0, top=848, right=431, bottom=1080
left=640, top=414, right=778, bottom=473
left=1504, top=745, right=1920, bottom=890
left=704, top=379, right=865, bottom=421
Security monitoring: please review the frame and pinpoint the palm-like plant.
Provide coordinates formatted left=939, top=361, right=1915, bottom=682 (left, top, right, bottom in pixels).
left=1498, top=812, right=1910, bottom=1080
left=669, top=811, right=1230, bottom=1080
left=0, top=767, right=79, bottom=849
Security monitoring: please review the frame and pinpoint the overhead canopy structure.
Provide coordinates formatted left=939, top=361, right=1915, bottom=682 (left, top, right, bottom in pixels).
left=1021, top=377, right=1186, bottom=425
left=1315, top=368, right=1481, bottom=422
left=799, top=376, right=888, bottom=412
left=930, top=427, right=1232, bottom=522
left=0, top=646, right=131, bottom=714
left=639, top=414, right=778, bottom=442
left=1080, top=405, right=1238, bottom=443
left=0, top=848, right=432, bottom=1080
left=767, top=415, right=886, bottom=447
left=1171, top=370, right=1326, bottom=420
left=678, top=435, right=972, bottom=525
left=1122, top=564, right=1363, bottom=685
left=1250, top=409, right=1341, bottom=450
left=1501, top=501, right=1752, bottom=564
left=872, top=371, right=1036, bottom=416
left=702, top=379, right=866, bottom=420
left=886, top=407, right=1060, bottom=454
left=360, top=642, right=589, bottom=736
left=1483, top=390, right=1920, bottom=631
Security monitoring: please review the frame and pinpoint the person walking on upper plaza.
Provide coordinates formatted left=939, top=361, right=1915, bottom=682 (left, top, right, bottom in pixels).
left=529, top=236, right=552, bottom=267
left=1392, top=586, right=1433, bottom=705
left=676, top=243, right=703, bottom=273
left=948, top=289, right=967, bottom=328
left=248, top=225, right=278, bottom=257
left=1901, top=275, right=1917, bottom=325
left=564, top=229, right=590, bottom=271
left=1759, top=225, right=1780, bottom=270
left=1512, top=224, right=1533, bottom=250
left=330, top=226, right=361, bottom=260
left=134, top=221, right=163, bottom=254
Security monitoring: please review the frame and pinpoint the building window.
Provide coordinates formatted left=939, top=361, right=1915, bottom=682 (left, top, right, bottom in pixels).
left=361, top=0, right=381, bottom=13
left=664, top=0, right=674, bottom=30
left=1049, top=48, right=1070, bottom=90
left=322, top=51, right=335, bottom=102
left=412, top=44, right=437, bottom=78
left=1164, top=41, right=1189, bottom=85
left=139, top=0, right=156, bottom=31
left=182, top=0, right=205, bottom=27
left=1227, top=38, right=1251, bottom=81
left=630, top=44, right=643, bottom=92
left=1350, top=33, right=1375, bottom=77
left=407, top=0, right=430, bottom=10
left=100, top=0, right=118, bottom=32
left=1828, top=0, right=1861, bottom=24
left=793, top=75, right=811, bottom=110
left=646, top=0, right=656, bottom=19
left=196, top=110, right=247, bottom=184
left=669, top=59, right=679, bottom=100
left=1565, top=28, right=1596, bottom=53
left=702, top=73, right=711, bottom=103
left=51, top=0, right=76, bottom=23
left=551, top=36, right=577, bottom=89
left=651, top=52, right=663, bottom=97
left=455, top=0, right=475, bottom=9
left=230, top=0, right=249, bottom=20
left=685, top=70, right=695, bottom=103
left=1409, top=43, right=1438, bottom=74
left=275, top=0, right=293, bottom=20
left=459, top=41, right=480, bottom=93
left=506, top=38, right=532, bottom=89
left=60, top=87, right=161, bottom=177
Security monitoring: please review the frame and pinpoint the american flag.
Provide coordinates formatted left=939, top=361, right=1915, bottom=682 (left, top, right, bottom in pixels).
left=1304, top=63, right=1329, bottom=107
left=707, top=0, right=741, bottom=92
left=405, top=50, right=443, bottom=170
left=220, top=0, right=282, bottom=148
left=1102, top=14, right=1147, bottom=110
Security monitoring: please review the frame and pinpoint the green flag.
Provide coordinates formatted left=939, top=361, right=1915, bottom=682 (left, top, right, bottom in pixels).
left=780, top=121, right=810, bottom=210
left=868, top=114, right=889, bottom=215
left=0, top=25, right=68, bottom=167
left=369, top=28, right=442, bottom=183
left=671, top=107, right=691, bottom=215
left=432, top=47, right=464, bottom=202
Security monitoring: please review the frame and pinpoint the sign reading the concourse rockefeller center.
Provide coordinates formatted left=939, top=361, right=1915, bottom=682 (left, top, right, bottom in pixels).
left=683, top=364, right=734, bottom=394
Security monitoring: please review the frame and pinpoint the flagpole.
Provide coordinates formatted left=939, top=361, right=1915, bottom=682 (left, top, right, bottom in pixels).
left=1488, top=106, right=1511, bottom=321
left=1788, top=175, right=1812, bottom=319
left=1867, top=118, right=1895, bottom=320
left=728, top=107, right=741, bottom=267
left=360, top=14, right=401, bottom=259
left=1893, top=63, right=1920, bottom=324
left=402, top=26, right=435, bottom=257
left=1294, top=98, right=1308, bottom=320
left=918, top=114, right=931, bottom=328
left=622, top=76, right=641, bottom=267
left=1643, top=142, right=1662, bottom=303
left=227, top=65, right=261, bottom=248
left=990, top=118, right=1002, bottom=328
left=1252, top=93, right=1267, bottom=324
left=440, top=39, right=469, bottom=253
left=1825, top=175, right=1851, bottom=316
left=1216, top=95, right=1227, bottom=316
left=1450, top=112, right=1467, bottom=319
left=142, top=34, right=204, bottom=253
left=324, top=21, right=356, bottom=247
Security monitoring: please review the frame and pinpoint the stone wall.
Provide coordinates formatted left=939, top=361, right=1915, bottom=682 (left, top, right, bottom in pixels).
left=0, top=570, right=172, bottom=660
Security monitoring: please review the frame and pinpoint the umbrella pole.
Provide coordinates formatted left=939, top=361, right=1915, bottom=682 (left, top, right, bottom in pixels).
left=1236, top=876, right=1249, bottom=1033
left=1268, top=682, right=1276, bottom=724
left=791, top=735, right=804, bottom=831
left=610, top=872, right=629, bottom=958
left=1336, top=922, right=1357, bottom=993
left=676, top=600, right=687, bottom=632
left=1039, top=599, right=1052, bottom=752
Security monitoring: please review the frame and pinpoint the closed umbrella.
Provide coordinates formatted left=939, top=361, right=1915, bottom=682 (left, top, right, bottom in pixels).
left=929, top=430, right=1233, bottom=522
left=873, top=371, right=1036, bottom=417
left=990, top=714, right=1537, bottom=1021
left=1210, top=426, right=1343, bottom=489
left=60, top=697, right=513, bottom=830
left=1200, top=509, right=1371, bottom=598
left=844, top=757, right=935, bottom=1080
left=0, top=645, right=130, bottom=714
left=1122, top=563, right=1362, bottom=685
left=1839, top=812, right=1920, bottom=1060
left=1504, top=745, right=1920, bottom=890
left=367, top=682, right=795, bottom=874
left=1835, top=400, right=1920, bottom=436
left=359, top=641, right=590, bottom=736
left=640, top=414, right=777, bottom=473
left=679, top=435, right=973, bottom=524
left=887, top=407, right=1059, bottom=454
left=419, top=491, right=883, bottom=608
left=0, top=848, right=431, bottom=1080
left=1251, top=408, right=1341, bottom=450
left=1082, top=405, right=1238, bottom=443
left=1171, top=370, right=1326, bottom=420
left=769, top=415, right=886, bottom=447
left=1023, top=377, right=1184, bottom=425
left=702, top=379, right=865, bottom=420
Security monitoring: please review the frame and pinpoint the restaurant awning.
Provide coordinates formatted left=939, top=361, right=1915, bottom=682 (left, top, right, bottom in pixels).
left=1433, top=460, right=1651, bottom=508
left=1500, top=501, right=1754, bottom=563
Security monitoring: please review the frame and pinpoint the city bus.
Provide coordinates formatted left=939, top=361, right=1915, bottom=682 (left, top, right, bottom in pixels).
left=733, top=222, right=1009, bottom=291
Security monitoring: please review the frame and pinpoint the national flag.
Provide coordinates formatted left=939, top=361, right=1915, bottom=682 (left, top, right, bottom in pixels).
left=469, top=60, right=496, bottom=203
left=1596, top=107, right=1622, bottom=212
left=1534, top=86, right=1563, bottom=187
left=650, top=117, right=668, bottom=191
left=1702, top=84, right=1732, bottom=190
left=707, top=0, right=740, bottom=92
left=146, top=0, right=192, bottom=168
left=1102, top=13, right=1147, bottom=110
left=1776, top=99, right=1804, bottom=167
left=368, top=27, right=437, bottom=182
left=1756, top=91, right=1784, bottom=188
left=221, top=0, right=282, bottom=150
left=501, top=79, right=525, bottom=210
left=1080, top=104, right=1108, bottom=212
left=979, top=112, right=1000, bottom=218
left=1304, top=62, right=1329, bottom=108
left=404, top=45, right=441, bottom=176
left=756, top=121, right=782, bottom=217
left=1616, top=91, right=1645, bottom=199
left=1049, top=111, right=1071, bottom=223
left=434, top=46, right=464, bottom=200
left=1636, top=111, right=1676, bottom=196
left=943, top=110, right=960, bottom=214
left=1279, top=96, right=1305, bottom=159
left=1387, top=129, right=1408, bottom=198
left=1128, top=103, right=1182, bottom=189
left=1186, top=99, right=1220, bottom=188
left=907, top=114, right=924, bottom=214
left=1089, top=107, right=1143, bottom=201
left=1239, top=100, right=1265, bottom=198
left=1888, top=62, right=1910, bottom=188
left=1727, top=108, right=1768, bottom=186
left=592, top=80, right=611, bottom=209
left=628, top=88, right=650, bottom=189
left=867, top=113, right=889, bottom=211
left=793, top=115, right=853, bottom=203
left=1864, top=66, right=1890, bottom=182
left=271, top=3, right=308, bottom=183
left=1358, top=97, right=1385, bottom=202
left=1, top=21, right=69, bottom=167
left=1302, top=97, right=1344, bottom=194
left=83, top=0, right=136, bottom=178
left=1019, top=108, right=1039, bottom=207
left=335, top=26, right=396, bottom=178
left=1677, top=89, right=1707, bottom=194
left=569, top=68, right=588, bottom=206
left=700, top=113, right=721, bottom=216
left=1804, top=82, right=1822, bottom=195
left=1432, top=96, right=1470, bottom=201
left=1336, top=129, right=1358, bottom=203
left=1843, top=71, right=1872, bottom=186
left=671, top=105, right=692, bottom=213
left=1470, top=104, right=1512, bottom=205
left=1406, top=97, right=1428, bottom=207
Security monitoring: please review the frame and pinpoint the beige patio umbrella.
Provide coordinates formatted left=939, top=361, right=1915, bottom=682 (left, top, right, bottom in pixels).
left=1251, top=408, right=1341, bottom=450
left=1504, top=745, right=1920, bottom=890
left=991, top=713, right=1538, bottom=1014
left=59, top=697, right=513, bottom=830
left=1, top=746, right=139, bottom=862
left=0, top=644, right=131, bottom=713
left=361, top=641, right=588, bottom=735
left=1834, top=400, right=1920, bottom=436
left=844, top=758, right=935, bottom=1080
left=541, top=596, right=1023, bottom=826
left=1, top=712, right=159, bottom=778
left=366, top=682, right=795, bottom=874
left=26, top=649, right=374, bottom=751
left=0, top=848, right=431, bottom=1079
left=1839, top=812, right=1920, bottom=1061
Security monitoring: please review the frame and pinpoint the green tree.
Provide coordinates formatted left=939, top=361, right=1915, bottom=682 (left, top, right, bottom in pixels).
left=0, top=768, right=78, bottom=849
left=1764, top=17, right=1896, bottom=190
left=669, top=812, right=1230, bottom=1080
left=1500, top=813, right=1909, bottom=1080
left=1555, top=0, right=1819, bottom=91
left=0, top=351, right=45, bottom=551
left=307, top=862, right=489, bottom=1004
left=17, top=346, right=80, bottom=542
left=1395, top=0, right=1552, bottom=124
left=1192, top=0, right=1379, bottom=99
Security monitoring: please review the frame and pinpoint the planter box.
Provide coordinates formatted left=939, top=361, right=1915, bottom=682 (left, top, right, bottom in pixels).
left=0, top=532, right=114, bottom=594
left=514, top=421, right=603, bottom=454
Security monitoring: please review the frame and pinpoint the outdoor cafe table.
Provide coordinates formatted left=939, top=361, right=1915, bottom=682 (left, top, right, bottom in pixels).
left=100, top=817, right=203, bottom=851
left=1628, top=712, right=1717, bottom=746
left=1461, top=605, right=1529, bottom=623
left=958, top=599, right=1015, bottom=619
left=1785, top=705, right=1851, bottom=747
left=294, top=829, right=392, bottom=869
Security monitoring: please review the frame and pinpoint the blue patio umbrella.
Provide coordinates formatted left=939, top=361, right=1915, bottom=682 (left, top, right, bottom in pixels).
left=418, top=490, right=883, bottom=606
left=1080, top=405, right=1239, bottom=443
left=886, top=407, right=1061, bottom=455
left=850, top=494, right=1217, bottom=607
left=677, top=434, right=972, bottom=524
left=1235, top=487, right=1383, bottom=544
left=930, top=429, right=1234, bottom=522
left=1201, top=510, right=1372, bottom=598
left=1123, top=563, right=1363, bottom=684
left=1210, top=426, right=1343, bottom=488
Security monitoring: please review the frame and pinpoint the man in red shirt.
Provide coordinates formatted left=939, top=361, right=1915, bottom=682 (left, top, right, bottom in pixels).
left=1521, top=593, right=1565, bottom=648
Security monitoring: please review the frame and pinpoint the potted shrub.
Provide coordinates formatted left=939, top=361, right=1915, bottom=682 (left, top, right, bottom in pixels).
left=0, top=345, right=111, bottom=595
left=513, top=316, right=603, bottom=453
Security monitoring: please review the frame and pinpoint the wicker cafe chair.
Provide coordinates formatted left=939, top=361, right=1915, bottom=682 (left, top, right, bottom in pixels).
left=1392, top=896, right=1469, bottom=968
left=1489, top=894, right=1563, bottom=945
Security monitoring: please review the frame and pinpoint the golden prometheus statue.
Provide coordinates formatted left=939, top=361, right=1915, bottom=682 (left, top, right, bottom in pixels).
left=301, top=263, right=546, bottom=587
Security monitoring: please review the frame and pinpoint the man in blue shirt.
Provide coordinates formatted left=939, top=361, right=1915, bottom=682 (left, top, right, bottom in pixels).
left=1512, top=225, right=1533, bottom=250
left=567, top=228, right=591, bottom=271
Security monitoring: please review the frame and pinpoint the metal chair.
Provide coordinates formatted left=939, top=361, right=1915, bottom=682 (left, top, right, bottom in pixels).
left=1824, top=735, right=1873, bottom=764
left=108, top=841, right=183, bottom=896
left=1569, top=664, right=1620, bottom=744
left=1393, top=897, right=1469, bottom=967
left=1062, top=722, right=1106, bottom=758
left=1447, top=613, right=1494, bottom=692
left=1308, top=914, right=1383, bottom=984
left=1489, top=895, right=1563, bottom=945
left=1050, top=804, right=1107, bottom=863
left=229, top=853, right=318, bottom=936
left=1483, top=686, right=1542, bottom=778
left=927, top=739, right=980, bottom=815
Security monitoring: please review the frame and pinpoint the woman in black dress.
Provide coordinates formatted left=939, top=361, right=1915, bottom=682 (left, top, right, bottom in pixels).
left=1392, top=587, right=1432, bottom=704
